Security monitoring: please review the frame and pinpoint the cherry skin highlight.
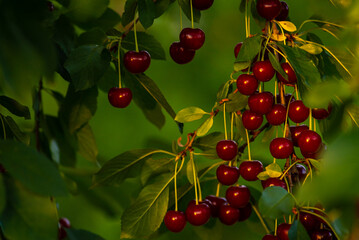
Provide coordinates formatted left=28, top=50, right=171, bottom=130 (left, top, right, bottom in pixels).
left=253, top=60, right=275, bottom=82
left=216, top=140, right=238, bottom=160
left=218, top=203, right=240, bottom=225
left=225, top=185, right=251, bottom=208
left=265, top=104, right=286, bottom=125
left=236, top=74, right=259, bottom=95
left=276, top=62, right=297, bottom=84
left=248, top=91, right=274, bottom=115
left=170, top=42, right=195, bottom=64
left=108, top=87, right=132, bottom=108
left=288, top=100, right=309, bottom=123
left=164, top=210, right=186, bottom=232
left=242, top=110, right=263, bottom=130
left=124, top=50, right=151, bottom=73
left=216, top=164, right=240, bottom=186
left=256, top=0, right=282, bottom=20
left=270, top=138, right=293, bottom=159
left=180, top=28, right=205, bottom=50
left=239, top=160, right=264, bottom=181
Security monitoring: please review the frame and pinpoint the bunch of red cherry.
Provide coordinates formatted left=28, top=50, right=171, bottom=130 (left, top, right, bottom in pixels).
left=58, top=217, right=71, bottom=240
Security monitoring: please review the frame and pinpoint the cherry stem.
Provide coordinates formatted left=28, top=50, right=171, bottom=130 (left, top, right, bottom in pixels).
left=252, top=204, right=271, bottom=234
left=174, top=160, right=179, bottom=211
left=274, top=218, right=278, bottom=236
left=179, top=4, right=183, bottom=30
left=244, top=0, right=249, bottom=38
left=295, top=84, right=299, bottom=100
left=0, top=115, right=6, bottom=139
left=197, top=174, right=202, bottom=201
left=231, top=112, right=234, bottom=140
left=133, top=12, right=139, bottom=52
left=245, top=129, right=252, bottom=161
left=189, top=0, right=194, bottom=29
left=262, top=22, right=272, bottom=61
left=223, top=103, right=228, bottom=140
left=309, top=109, right=313, bottom=131
left=117, top=38, right=123, bottom=88
left=280, top=160, right=299, bottom=180
left=190, top=151, right=199, bottom=205
left=274, top=80, right=278, bottom=104
left=283, top=94, right=294, bottom=138
left=216, top=183, right=221, bottom=197
left=314, top=118, right=317, bottom=131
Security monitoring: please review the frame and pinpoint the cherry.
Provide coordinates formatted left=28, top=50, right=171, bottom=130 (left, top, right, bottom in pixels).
left=275, top=1, right=289, bottom=21
left=236, top=74, right=259, bottom=95
left=164, top=210, right=186, bottom=232
left=226, top=185, right=251, bottom=208
left=58, top=218, right=71, bottom=240
left=205, top=195, right=227, bottom=217
left=238, top=203, right=252, bottom=222
left=180, top=28, right=205, bottom=50
left=216, top=164, right=240, bottom=185
left=265, top=104, right=286, bottom=125
left=262, top=235, right=280, bottom=240
left=288, top=100, right=309, bottom=123
left=302, top=143, right=327, bottom=159
left=242, top=110, right=263, bottom=130
left=261, top=178, right=286, bottom=190
left=253, top=60, right=275, bottom=82
left=192, top=0, right=214, bottom=10
left=276, top=62, right=297, bottom=84
left=47, top=1, right=55, bottom=12
left=310, top=229, right=333, bottom=240
left=290, top=125, right=309, bottom=146
left=124, top=50, right=151, bottom=74
left=276, top=93, right=295, bottom=106
left=170, top=42, right=195, bottom=64
left=108, top=87, right=132, bottom=108
left=292, top=164, right=307, bottom=182
left=299, top=212, right=321, bottom=231
left=58, top=227, right=67, bottom=240
left=185, top=202, right=211, bottom=226
left=239, top=160, right=264, bottom=181
left=270, top=138, right=293, bottom=159
left=312, top=104, right=332, bottom=120
left=234, top=42, right=243, bottom=58
left=256, top=0, right=282, bottom=20
left=187, top=199, right=212, bottom=208
left=248, top=92, right=274, bottom=115
left=59, top=218, right=71, bottom=228
left=218, top=203, right=240, bottom=225
left=277, top=223, right=291, bottom=240
left=298, top=130, right=322, bottom=154
left=216, top=140, right=238, bottom=160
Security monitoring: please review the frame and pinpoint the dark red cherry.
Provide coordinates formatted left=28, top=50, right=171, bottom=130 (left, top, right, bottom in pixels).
left=262, top=235, right=280, bottom=240
left=276, top=93, right=295, bottom=106
left=236, top=74, right=258, bottom=95
left=216, top=140, right=238, bottom=160
left=239, top=160, right=264, bottom=181
left=226, top=185, right=251, bottom=208
left=312, top=104, right=332, bottom=120
left=124, top=50, right=151, bottom=73
left=299, top=212, right=321, bottom=231
left=192, top=0, right=214, bottom=10
left=261, top=178, right=286, bottom=190
left=242, top=110, right=263, bottom=130
left=288, top=100, right=309, bottom=123
left=253, top=60, right=275, bottom=82
left=108, top=87, right=132, bottom=108
left=219, top=203, right=240, bottom=225
left=302, top=143, right=327, bottom=159
left=164, top=210, right=186, bottom=232
left=310, top=229, right=333, bottom=240
left=270, top=138, right=293, bottom=159
left=185, top=202, right=211, bottom=226
left=292, top=164, right=307, bottom=182
left=180, top=28, right=205, bottom=50
left=248, top=92, right=274, bottom=115
left=58, top=218, right=71, bottom=240
left=276, top=62, right=297, bottom=84
left=238, top=203, right=252, bottom=222
left=59, top=218, right=71, bottom=228
left=58, top=227, right=67, bottom=240
left=277, top=223, right=291, bottom=240
left=290, top=125, right=309, bottom=146
left=275, top=1, right=289, bottom=21
left=234, top=42, right=243, bottom=58
left=298, top=130, right=322, bottom=154
left=205, top=195, right=227, bottom=217
left=256, top=0, right=282, bottom=20
left=265, top=104, right=286, bottom=125
left=170, top=42, right=195, bottom=64
left=216, top=164, right=240, bottom=185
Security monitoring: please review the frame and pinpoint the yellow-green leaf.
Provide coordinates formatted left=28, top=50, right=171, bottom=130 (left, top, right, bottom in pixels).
left=257, top=171, right=270, bottom=181
left=266, top=162, right=282, bottom=178
left=300, top=44, right=323, bottom=55
left=271, top=32, right=287, bottom=41
left=175, top=107, right=209, bottom=123
left=196, top=117, right=214, bottom=137
left=278, top=21, right=297, bottom=32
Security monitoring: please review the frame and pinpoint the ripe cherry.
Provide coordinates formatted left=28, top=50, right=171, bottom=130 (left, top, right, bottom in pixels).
left=276, top=93, right=295, bottom=107
left=192, top=0, right=214, bottom=10
left=277, top=223, right=291, bottom=240
left=275, top=1, right=289, bottom=21
left=59, top=218, right=71, bottom=228
left=310, top=229, right=333, bottom=240
left=261, top=178, right=286, bottom=190
left=185, top=202, right=211, bottom=226
left=239, top=160, right=264, bottom=181
left=205, top=195, right=227, bottom=217
left=312, top=104, right=332, bottom=120
left=265, top=104, right=286, bottom=125
left=302, top=143, right=327, bottom=159
left=288, top=100, right=309, bottom=123
left=292, top=164, right=307, bottom=182
left=164, top=210, right=186, bottom=232
left=299, top=212, right=321, bottom=231
left=219, top=203, right=240, bottom=225
left=276, top=62, right=297, bottom=84
left=226, top=185, right=251, bottom=208
left=290, top=125, right=309, bottom=146
left=236, top=74, right=258, bottom=95
left=298, top=130, right=322, bottom=154
left=124, top=50, right=151, bottom=73
left=238, top=203, right=252, bottom=222
left=234, top=42, right=243, bottom=58
left=170, top=42, right=195, bottom=64
left=216, top=164, right=240, bottom=185
left=108, top=87, right=132, bottom=108
left=242, top=110, right=263, bottom=130
left=253, top=60, right=275, bottom=82
left=262, top=235, right=280, bottom=240
left=180, top=28, right=205, bottom=50
left=256, top=0, right=282, bottom=20
left=270, top=138, right=293, bottom=159
left=248, top=92, right=274, bottom=115
left=58, top=218, right=71, bottom=240
left=216, top=140, right=238, bottom=160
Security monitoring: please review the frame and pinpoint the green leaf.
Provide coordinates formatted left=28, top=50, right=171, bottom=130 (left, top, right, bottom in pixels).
left=239, top=0, right=246, bottom=12
left=122, top=0, right=137, bottom=26
left=186, top=157, right=195, bottom=185
left=76, top=124, right=98, bottom=163
left=122, top=31, right=166, bottom=60
left=309, top=159, right=321, bottom=170
left=218, top=91, right=248, bottom=112
left=261, top=125, right=276, bottom=143
left=178, top=0, right=201, bottom=23
left=197, top=117, right=214, bottom=137
left=0, top=96, right=30, bottom=119
left=258, top=186, right=295, bottom=219
left=64, top=45, right=111, bottom=91
left=44, top=89, right=65, bottom=106
left=277, top=21, right=297, bottom=32
left=140, top=157, right=174, bottom=185
left=77, top=28, right=107, bottom=46
left=266, top=162, right=282, bottom=178
left=79, top=8, right=122, bottom=31
left=300, top=44, right=323, bottom=55
left=235, top=35, right=262, bottom=62
left=121, top=174, right=172, bottom=239
left=268, top=51, right=287, bottom=81
left=193, top=132, right=225, bottom=151
left=234, top=113, right=246, bottom=141
left=234, top=61, right=251, bottom=72
left=288, top=220, right=311, bottom=240
left=175, top=107, right=209, bottom=123
left=66, top=0, right=109, bottom=23
left=319, top=102, right=346, bottom=143
left=257, top=171, right=270, bottom=181
left=66, top=228, right=105, bottom=240
left=154, top=0, right=176, bottom=18
left=216, top=81, right=232, bottom=102
left=250, top=1, right=266, bottom=29
left=138, top=0, right=156, bottom=29
left=0, top=140, right=68, bottom=197
left=0, top=174, right=5, bottom=216
left=4, top=116, right=30, bottom=144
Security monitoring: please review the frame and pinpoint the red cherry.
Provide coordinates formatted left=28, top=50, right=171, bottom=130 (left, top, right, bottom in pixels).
left=277, top=223, right=291, bottom=240
left=290, top=125, right=309, bottom=146
left=164, top=210, right=186, bottom=232
left=310, top=229, right=333, bottom=240
left=270, top=138, right=293, bottom=159
left=216, top=140, right=238, bottom=160
left=248, top=92, right=274, bottom=115
left=312, top=104, right=332, bottom=120
left=205, top=195, right=227, bottom=217
left=288, top=100, right=309, bottom=123
left=218, top=203, right=240, bottom=225
left=59, top=218, right=71, bottom=228
left=239, top=160, right=264, bottom=181
left=275, top=1, right=289, bottom=21
left=256, top=0, right=282, bottom=20
left=187, top=199, right=212, bottom=208
left=301, top=143, right=327, bottom=159
left=265, top=104, right=286, bottom=125
left=226, top=185, right=251, bottom=208
left=124, top=50, right=151, bottom=73
left=261, top=178, right=287, bottom=190
left=299, top=212, right=321, bottom=231
left=108, top=87, right=132, bottom=108
left=170, top=42, right=195, bottom=64
left=192, top=0, right=214, bottom=10
left=253, top=60, right=275, bottom=82
left=276, top=93, right=295, bottom=106
left=185, top=202, right=211, bottom=226
left=216, top=164, right=240, bottom=186
left=298, top=130, right=322, bottom=154
left=234, top=42, right=243, bottom=58
left=236, top=74, right=258, bottom=95
left=262, top=235, right=280, bottom=240
left=292, top=164, right=307, bottom=182
left=58, top=227, right=67, bottom=240
left=238, top=203, right=252, bottom=222
left=276, top=62, right=297, bottom=84
left=242, top=110, right=263, bottom=130
left=180, top=28, right=205, bottom=50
